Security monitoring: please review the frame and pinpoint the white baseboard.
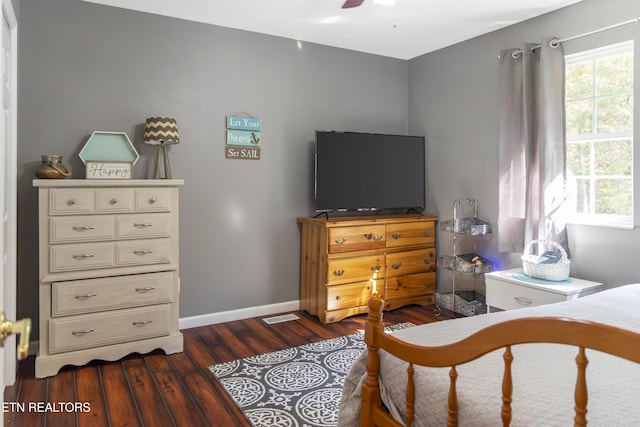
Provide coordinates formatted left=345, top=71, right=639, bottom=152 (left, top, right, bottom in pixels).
left=178, top=300, right=301, bottom=330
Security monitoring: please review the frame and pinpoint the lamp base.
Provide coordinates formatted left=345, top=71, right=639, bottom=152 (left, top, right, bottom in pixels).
left=153, top=145, right=172, bottom=179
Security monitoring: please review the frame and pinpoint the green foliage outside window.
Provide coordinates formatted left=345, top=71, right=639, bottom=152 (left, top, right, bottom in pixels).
left=565, top=42, right=634, bottom=221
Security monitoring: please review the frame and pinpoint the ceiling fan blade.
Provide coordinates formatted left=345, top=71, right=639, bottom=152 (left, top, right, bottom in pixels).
left=342, top=0, right=364, bottom=8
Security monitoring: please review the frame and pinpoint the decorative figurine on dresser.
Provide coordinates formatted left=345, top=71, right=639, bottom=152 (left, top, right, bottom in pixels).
left=33, top=179, right=183, bottom=378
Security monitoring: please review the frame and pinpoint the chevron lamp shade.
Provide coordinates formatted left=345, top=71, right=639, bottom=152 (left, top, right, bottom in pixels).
left=143, top=117, right=180, bottom=145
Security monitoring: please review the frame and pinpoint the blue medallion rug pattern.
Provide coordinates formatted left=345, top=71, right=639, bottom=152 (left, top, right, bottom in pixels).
left=208, top=322, right=414, bottom=427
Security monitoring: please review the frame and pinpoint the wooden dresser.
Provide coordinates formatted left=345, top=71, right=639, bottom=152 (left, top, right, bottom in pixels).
left=298, top=215, right=437, bottom=323
left=33, top=179, right=183, bottom=378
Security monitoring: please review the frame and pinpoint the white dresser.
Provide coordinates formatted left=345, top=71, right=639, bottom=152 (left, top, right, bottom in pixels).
left=33, top=179, right=184, bottom=378
left=486, top=268, right=603, bottom=312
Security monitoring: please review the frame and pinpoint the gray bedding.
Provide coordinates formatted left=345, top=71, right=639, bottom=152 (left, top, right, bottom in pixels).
left=338, top=284, right=640, bottom=426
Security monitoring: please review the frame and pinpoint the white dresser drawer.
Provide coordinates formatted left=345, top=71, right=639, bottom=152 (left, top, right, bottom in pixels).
left=486, top=268, right=603, bottom=312
left=116, top=238, right=172, bottom=266
left=50, top=242, right=114, bottom=272
left=49, top=189, right=93, bottom=215
left=135, top=188, right=170, bottom=212
left=52, top=271, right=173, bottom=316
left=49, top=216, right=115, bottom=243
left=116, top=213, right=172, bottom=239
left=95, top=189, right=134, bottom=213
left=49, top=304, right=171, bottom=354
left=486, top=280, right=565, bottom=310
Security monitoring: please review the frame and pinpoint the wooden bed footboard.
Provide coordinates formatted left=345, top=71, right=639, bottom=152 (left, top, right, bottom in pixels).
left=361, top=294, right=640, bottom=427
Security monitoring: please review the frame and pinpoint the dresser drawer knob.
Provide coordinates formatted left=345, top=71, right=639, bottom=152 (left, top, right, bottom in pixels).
left=72, top=253, right=95, bottom=260
left=72, top=328, right=94, bottom=336
left=67, top=199, right=76, bottom=206
left=135, top=286, right=156, bottom=292
left=333, top=269, right=345, bottom=277
left=373, top=235, right=383, bottom=241
left=133, top=249, right=154, bottom=255
left=74, top=292, right=97, bottom=300
left=335, top=237, right=347, bottom=244
left=364, top=233, right=373, bottom=240
left=109, top=198, right=118, bottom=205
left=391, top=233, right=401, bottom=240
left=423, top=230, right=433, bottom=237
left=335, top=296, right=342, bottom=301
left=72, top=225, right=95, bottom=231
left=149, top=197, right=157, bottom=204
left=133, top=223, right=153, bottom=228
left=371, top=265, right=382, bottom=272
left=133, top=320, right=153, bottom=327
left=392, top=262, right=402, bottom=269
left=423, top=257, right=433, bottom=264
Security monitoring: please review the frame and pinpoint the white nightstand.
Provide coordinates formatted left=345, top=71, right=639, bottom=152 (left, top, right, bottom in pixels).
left=485, top=268, right=603, bottom=312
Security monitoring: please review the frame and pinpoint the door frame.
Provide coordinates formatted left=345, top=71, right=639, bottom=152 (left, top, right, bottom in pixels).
left=1, top=0, right=19, bottom=393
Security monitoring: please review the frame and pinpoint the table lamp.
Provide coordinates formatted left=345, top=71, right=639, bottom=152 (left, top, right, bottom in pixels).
left=143, top=117, right=180, bottom=179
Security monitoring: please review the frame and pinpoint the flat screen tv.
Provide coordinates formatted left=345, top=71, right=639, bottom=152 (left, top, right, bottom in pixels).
left=314, top=131, right=425, bottom=213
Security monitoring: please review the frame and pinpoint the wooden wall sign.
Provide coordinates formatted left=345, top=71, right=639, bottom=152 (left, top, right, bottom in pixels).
left=226, top=115, right=261, bottom=160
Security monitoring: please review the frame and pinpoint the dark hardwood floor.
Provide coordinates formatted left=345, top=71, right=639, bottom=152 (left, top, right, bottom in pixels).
left=3, top=305, right=453, bottom=427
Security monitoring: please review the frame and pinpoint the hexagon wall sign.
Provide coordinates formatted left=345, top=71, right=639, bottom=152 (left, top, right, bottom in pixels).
left=79, top=131, right=140, bottom=165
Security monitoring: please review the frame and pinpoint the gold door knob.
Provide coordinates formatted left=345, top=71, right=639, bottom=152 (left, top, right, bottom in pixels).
left=0, top=312, right=31, bottom=361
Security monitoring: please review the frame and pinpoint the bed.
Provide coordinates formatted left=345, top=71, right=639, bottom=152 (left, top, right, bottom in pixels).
left=338, top=284, right=640, bottom=426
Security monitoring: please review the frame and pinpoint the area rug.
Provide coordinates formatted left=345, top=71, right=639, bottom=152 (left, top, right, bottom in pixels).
left=208, top=322, right=414, bottom=427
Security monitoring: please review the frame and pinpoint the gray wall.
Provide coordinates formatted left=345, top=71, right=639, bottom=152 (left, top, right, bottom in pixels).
left=17, top=0, right=409, bottom=337
left=17, top=0, right=640, bottom=339
left=409, top=0, right=640, bottom=290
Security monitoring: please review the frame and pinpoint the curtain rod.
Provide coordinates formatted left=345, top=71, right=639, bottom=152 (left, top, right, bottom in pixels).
left=532, top=16, right=640, bottom=50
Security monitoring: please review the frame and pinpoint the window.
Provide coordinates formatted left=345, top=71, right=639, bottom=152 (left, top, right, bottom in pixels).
left=565, top=40, right=634, bottom=228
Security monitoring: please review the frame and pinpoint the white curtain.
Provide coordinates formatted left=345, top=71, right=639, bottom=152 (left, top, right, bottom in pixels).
left=497, top=36, right=570, bottom=255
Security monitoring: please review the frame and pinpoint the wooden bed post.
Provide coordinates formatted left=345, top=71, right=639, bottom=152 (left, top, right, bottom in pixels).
left=362, top=294, right=385, bottom=427
left=574, top=347, right=588, bottom=427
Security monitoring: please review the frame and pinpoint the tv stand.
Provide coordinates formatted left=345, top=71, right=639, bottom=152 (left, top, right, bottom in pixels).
left=298, top=214, right=438, bottom=323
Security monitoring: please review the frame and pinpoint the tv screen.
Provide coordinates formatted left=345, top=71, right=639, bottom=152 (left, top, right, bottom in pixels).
left=314, top=131, right=425, bottom=212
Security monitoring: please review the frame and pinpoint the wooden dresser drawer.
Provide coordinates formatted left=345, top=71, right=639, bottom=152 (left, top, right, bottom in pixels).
left=49, top=304, right=171, bottom=354
left=328, top=225, right=386, bottom=253
left=135, top=188, right=171, bottom=212
left=116, top=213, right=172, bottom=239
left=386, top=221, right=435, bottom=248
left=49, top=216, right=115, bottom=243
left=50, top=242, right=115, bottom=272
left=385, top=272, right=435, bottom=300
left=326, top=280, right=377, bottom=311
left=327, top=254, right=384, bottom=285
left=94, top=189, right=134, bottom=213
left=386, top=248, right=436, bottom=277
left=49, top=189, right=93, bottom=215
left=116, top=239, right=172, bottom=266
left=52, top=271, right=173, bottom=316
left=487, top=280, right=566, bottom=310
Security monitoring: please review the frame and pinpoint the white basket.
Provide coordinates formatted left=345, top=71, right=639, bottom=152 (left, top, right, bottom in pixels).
left=521, top=240, right=570, bottom=282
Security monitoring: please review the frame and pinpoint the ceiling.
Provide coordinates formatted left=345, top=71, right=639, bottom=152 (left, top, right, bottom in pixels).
left=83, top=0, right=583, bottom=60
